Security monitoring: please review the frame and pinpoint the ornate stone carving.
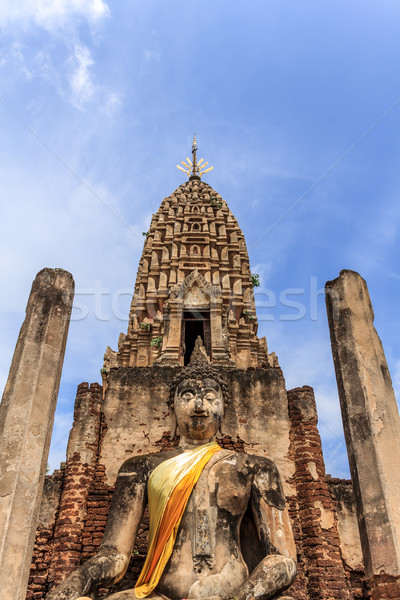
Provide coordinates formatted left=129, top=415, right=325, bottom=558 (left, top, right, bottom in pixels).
left=112, top=179, right=279, bottom=369
left=170, top=269, right=221, bottom=300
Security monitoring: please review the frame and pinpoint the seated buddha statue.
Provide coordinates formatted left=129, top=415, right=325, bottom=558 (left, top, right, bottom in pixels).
left=46, top=340, right=297, bottom=600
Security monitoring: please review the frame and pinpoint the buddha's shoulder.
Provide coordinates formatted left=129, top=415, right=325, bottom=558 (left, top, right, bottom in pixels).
left=241, top=452, right=286, bottom=509
left=211, top=452, right=285, bottom=507
left=217, top=450, right=279, bottom=475
left=117, top=448, right=182, bottom=479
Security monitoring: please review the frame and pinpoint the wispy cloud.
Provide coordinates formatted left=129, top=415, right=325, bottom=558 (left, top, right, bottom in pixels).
left=0, top=0, right=109, bottom=31
left=68, top=43, right=95, bottom=107
left=0, top=4, right=121, bottom=114
left=65, top=45, right=122, bottom=111
left=143, top=48, right=161, bottom=64
left=102, top=92, right=122, bottom=116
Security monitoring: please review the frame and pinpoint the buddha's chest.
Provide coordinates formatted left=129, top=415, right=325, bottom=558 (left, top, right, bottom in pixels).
left=177, top=457, right=252, bottom=570
left=194, top=457, right=252, bottom=514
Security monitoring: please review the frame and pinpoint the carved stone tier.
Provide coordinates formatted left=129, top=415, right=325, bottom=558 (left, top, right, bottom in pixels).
left=109, top=179, right=277, bottom=369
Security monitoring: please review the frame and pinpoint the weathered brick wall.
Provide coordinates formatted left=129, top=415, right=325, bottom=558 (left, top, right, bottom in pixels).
left=26, top=468, right=65, bottom=599
left=48, top=382, right=103, bottom=587
left=79, top=461, right=115, bottom=598
left=287, top=386, right=353, bottom=600
left=286, top=453, right=309, bottom=599
left=28, top=383, right=103, bottom=599
left=369, top=575, right=400, bottom=600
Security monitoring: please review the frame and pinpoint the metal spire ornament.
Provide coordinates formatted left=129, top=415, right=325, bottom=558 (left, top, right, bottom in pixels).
left=177, top=135, right=214, bottom=180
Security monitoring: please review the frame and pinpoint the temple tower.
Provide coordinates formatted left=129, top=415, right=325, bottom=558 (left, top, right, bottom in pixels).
left=107, top=138, right=275, bottom=371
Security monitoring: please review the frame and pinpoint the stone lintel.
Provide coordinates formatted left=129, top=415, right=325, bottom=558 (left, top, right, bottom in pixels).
left=0, top=268, right=74, bottom=600
left=325, top=269, right=400, bottom=582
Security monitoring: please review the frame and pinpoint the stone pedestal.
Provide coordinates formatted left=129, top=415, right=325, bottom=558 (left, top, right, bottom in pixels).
left=0, top=268, right=74, bottom=600
left=326, top=269, right=400, bottom=599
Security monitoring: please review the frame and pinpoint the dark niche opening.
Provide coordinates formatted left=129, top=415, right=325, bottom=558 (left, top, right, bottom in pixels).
left=182, top=309, right=211, bottom=365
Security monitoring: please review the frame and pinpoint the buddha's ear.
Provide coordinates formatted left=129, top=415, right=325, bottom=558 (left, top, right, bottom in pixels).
left=218, top=401, right=228, bottom=437
left=170, top=405, right=177, bottom=441
left=218, top=414, right=226, bottom=437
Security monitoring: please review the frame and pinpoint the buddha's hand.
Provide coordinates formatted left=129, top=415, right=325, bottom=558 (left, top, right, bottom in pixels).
left=44, top=571, right=88, bottom=600
left=186, top=596, right=222, bottom=600
left=236, top=555, right=297, bottom=600
left=188, top=559, right=247, bottom=600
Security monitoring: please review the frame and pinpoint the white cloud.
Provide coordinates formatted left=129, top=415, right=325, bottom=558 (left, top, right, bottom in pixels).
left=0, top=0, right=109, bottom=31
left=0, top=1, right=119, bottom=114
left=0, top=39, right=122, bottom=113
left=101, top=92, right=123, bottom=116
left=143, top=48, right=161, bottom=64
left=68, top=43, right=95, bottom=107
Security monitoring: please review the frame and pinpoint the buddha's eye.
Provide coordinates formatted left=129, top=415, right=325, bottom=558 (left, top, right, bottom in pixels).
left=181, top=389, right=195, bottom=400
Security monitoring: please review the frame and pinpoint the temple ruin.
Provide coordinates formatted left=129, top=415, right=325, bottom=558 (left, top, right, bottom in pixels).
left=1, top=141, right=399, bottom=600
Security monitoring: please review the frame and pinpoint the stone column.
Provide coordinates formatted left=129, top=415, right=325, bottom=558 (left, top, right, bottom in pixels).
left=210, top=298, right=229, bottom=365
left=326, top=269, right=400, bottom=600
left=157, top=298, right=182, bottom=365
left=0, top=268, right=74, bottom=600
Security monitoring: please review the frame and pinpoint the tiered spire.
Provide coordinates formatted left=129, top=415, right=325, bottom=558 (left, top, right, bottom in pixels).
left=103, top=141, right=279, bottom=373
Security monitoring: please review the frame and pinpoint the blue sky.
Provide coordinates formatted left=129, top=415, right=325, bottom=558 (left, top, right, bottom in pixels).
left=1, top=1, right=399, bottom=476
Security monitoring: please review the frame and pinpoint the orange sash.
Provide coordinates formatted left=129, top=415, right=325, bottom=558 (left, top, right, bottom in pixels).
left=134, top=442, right=221, bottom=598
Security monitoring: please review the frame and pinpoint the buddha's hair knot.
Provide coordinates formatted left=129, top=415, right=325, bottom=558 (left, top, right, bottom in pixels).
left=169, top=361, right=230, bottom=410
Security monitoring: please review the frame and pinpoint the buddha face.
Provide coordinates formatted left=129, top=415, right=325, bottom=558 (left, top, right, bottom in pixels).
left=174, top=377, right=224, bottom=441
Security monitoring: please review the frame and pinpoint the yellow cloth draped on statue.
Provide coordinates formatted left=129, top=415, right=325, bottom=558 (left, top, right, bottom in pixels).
left=134, top=441, right=221, bottom=598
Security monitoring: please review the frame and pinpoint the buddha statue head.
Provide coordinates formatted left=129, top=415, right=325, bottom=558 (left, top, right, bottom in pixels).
left=169, top=337, right=229, bottom=442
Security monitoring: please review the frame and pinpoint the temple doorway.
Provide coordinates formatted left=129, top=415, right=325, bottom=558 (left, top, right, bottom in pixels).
left=182, top=310, right=211, bottom=364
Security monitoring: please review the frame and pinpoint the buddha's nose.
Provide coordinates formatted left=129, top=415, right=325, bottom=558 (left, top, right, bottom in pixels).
left=194, top=396, right=204, bottom=410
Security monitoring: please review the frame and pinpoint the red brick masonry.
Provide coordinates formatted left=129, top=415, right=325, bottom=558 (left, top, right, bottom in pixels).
left=287, top=386, right=354, bottom=600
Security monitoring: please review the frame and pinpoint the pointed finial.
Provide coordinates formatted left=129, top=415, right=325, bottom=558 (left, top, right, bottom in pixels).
left=192, top=134, right=198, bottom=154
left=177, top=135, right=214, bottom=180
